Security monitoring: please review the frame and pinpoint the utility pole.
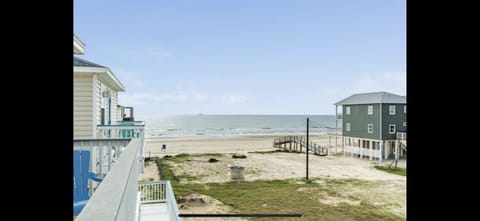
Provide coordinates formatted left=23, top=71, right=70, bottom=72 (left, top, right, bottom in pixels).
left=306, top=118, right=309, bottom=180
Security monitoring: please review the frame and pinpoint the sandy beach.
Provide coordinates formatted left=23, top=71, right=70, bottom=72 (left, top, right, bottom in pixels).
left=145, top=134, right=336, bottom=155
left=144, top=134, right=405, bottom=182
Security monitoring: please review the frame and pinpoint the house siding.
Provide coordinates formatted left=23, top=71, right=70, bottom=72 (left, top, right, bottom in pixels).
left=110, top=90, right=118, bottom=123
left=381, top=103, right=407, bottom=140
left=343, top=104, right=381, bottom=140
left=74, top=74, right=94, bottom=138
left=117, top=105, right=123, bottom=121
left=94, top=77, right=102, bottom=127
left=95, top=77, right=119, bottom=126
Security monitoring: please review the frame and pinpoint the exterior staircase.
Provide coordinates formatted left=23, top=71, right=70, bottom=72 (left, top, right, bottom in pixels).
left=273, top=136, right=328, bottom=156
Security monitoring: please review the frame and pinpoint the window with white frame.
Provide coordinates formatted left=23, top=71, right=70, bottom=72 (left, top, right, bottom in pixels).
left=368, top=105, right=373, bottom=115
left=389, top=105, right=396, bottom=115
left=346, top=123, right=351, bottom=131
left=346, top=106, right=350, bottom=115
left=389, top=124, right=396, bottom=134
left=404, top=105, right=407, bottom=113
left=367, top=124, right=373, bottom=133
left=403, top=122, right=407, bottom=126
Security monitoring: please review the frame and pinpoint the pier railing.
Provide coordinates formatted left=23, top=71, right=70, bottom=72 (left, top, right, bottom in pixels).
left=273, top=136, right=328, bottom=156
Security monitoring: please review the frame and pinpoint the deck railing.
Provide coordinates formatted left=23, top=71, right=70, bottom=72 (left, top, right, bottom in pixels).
left=396, top=132, right=407, bottom=141
left=97, top=121, right=145, bottom=173
left=345, top=145, right=381, bottom=159
left=74, top=138, right=131, bottom=195
left=76, top=138, right=142, bottom=221
left=96, top=121, right=145, bottom=139
left=138, top=181, right=182, bottom=221
left=166, top=181, right=182, bottom=221
left=138, top=181, right=167, bottom=203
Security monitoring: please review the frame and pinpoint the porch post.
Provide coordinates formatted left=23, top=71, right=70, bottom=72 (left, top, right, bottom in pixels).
left=369, top=140, right=373, bottom=160
left=386, top=141, right=390, bottom=159
left=395, top=140, right=399, bottom=161
left=359, top=139, right=363, bottom=159
left=379, top=141, right=383, bottom=163
left=335, top=105, right=338, bottom=154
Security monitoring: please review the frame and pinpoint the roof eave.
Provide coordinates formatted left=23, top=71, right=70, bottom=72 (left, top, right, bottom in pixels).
left=74, top=66, right=125, bottom=92
left=105, top=68, right=126, bottom=92
left=74, top=35, right=86, bottom=55
left=335, top=100, right=406, bottom=105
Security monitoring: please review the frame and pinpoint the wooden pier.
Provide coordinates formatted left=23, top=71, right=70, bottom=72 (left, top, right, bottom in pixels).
left=273, top=136, right=328, bottom=156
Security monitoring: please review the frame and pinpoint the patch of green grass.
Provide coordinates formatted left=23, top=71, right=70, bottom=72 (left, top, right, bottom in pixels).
left=166, top=153, right=225, bottom=163
left=374, top=165, right=406, bottom=176
left=175, top=153, right=190, bottom=157
left=197, top=153, right=225, bottom=157
left=324, top=178, right=375, bottom=187
left=173, top=179, right=403, bottom=221
left=176, top=153, right=225, bottom=158
left=161, top=154, right=404, bottom=220
left=156, top=159, right=177, bottom=182
left=166, top=154, right=190, bottom=163
left=157, top=155, right=209, bottom=183
left=177, top=173, right=203, bottom=181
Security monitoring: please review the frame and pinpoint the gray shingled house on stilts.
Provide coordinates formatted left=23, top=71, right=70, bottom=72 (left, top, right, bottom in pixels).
left=334, top=92, right=406, bottom=162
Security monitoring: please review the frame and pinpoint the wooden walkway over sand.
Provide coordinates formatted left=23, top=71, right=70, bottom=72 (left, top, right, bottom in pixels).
left=273, top=136, right=328, bottom=156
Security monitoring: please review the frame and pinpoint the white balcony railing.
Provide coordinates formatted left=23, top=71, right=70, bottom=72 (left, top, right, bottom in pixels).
left=139, top=181, right=167, bottom=203
left=97, top=121, right=145, bottom=139
left=396, top=132, right=407, bottom=141
left=76, top=138, right=142, bottom=221
left=74, top=138, right=182, bottom=221
left=97, top=121, right=145, bottom=173
left=165, top=181, right=182, bottom=221
left=138, top=181, right=182, bottom=221
left=345, top=145, right=380, bottom=159
left=74, top=138, right=131, bottom=195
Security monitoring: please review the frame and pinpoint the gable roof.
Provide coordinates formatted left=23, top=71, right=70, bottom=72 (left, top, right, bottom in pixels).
left=74, top=56, right=105, bottom=68
left=334, top=91, right=406, bottom=105
left=73, top=56, right=125, bottom=92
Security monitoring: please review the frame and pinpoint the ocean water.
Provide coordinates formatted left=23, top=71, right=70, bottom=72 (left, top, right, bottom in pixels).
left=136, top=115, right=336, bottom=138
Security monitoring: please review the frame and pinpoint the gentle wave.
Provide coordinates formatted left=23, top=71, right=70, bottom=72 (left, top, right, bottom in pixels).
left=138, top=115, right=336, bottom=138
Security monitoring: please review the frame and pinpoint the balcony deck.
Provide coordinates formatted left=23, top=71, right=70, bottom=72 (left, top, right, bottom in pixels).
left=74, top=136, right=181, bottom=221
left=140, top=204, right=169, bottom=221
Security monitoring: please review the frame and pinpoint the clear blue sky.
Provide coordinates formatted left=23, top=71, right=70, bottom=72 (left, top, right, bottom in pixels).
left=74, top=0, right=405, bottom=115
